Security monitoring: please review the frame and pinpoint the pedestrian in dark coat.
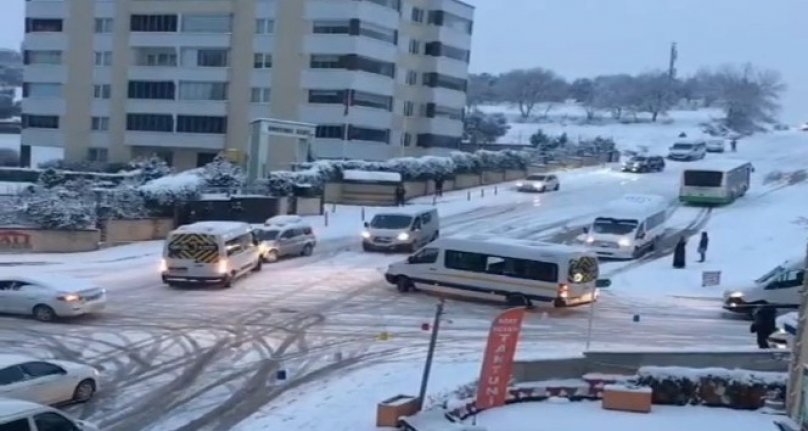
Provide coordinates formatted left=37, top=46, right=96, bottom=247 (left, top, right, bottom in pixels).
left=394, top=183, right=406, bottom=207
left=697, top=232, right=709, bottom=263
left=434, top=177, right=444, bottom=198
left=751, top=306, right=777, bottom=349
left=672, top=236, right=686, bottom=268
left=678, top=132, right=687, bottom=138
left=730, top=139, right=737, bottom=152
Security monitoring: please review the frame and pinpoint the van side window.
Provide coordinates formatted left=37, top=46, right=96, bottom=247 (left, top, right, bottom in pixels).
left=412, top=218, right=422, bottom=230
left=302, top=227, right=313, bottom=235
left=421, top=212, right=432, bottom=224
left=410, top=247, right=439, bottom=264
left=445, top=250, right=559, bottom=282
left=33, top=413, right=79, bottom=431
left=226, top=233, right=254, bottom=256
left=0, top=419, right=31, bottom=431
left=445, top=250, right=486, bottom=272
left=486, top=256, right=505, bottom=274
left=280, top=230, right=295, bottom=239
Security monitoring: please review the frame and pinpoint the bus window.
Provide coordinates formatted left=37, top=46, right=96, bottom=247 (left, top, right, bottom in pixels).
left=684, top=170, right=722, bottom=187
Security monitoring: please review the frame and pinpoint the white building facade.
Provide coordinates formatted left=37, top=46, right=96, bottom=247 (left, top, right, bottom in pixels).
left=22, top=0, right=474, bottom=171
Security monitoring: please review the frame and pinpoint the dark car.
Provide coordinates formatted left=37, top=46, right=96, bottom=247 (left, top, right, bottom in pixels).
left=621, top=156, right=665, bottom=173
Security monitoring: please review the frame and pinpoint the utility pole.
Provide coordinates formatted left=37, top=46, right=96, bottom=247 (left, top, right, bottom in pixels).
left=418, top=299, right=445, bottom=410
left=668, top=42, right=678, bottom=80
left=786, top=240, right=808, bottom=420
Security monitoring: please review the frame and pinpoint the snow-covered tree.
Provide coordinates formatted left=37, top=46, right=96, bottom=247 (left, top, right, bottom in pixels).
left=37, top=168, right=67, bottom=189
left=98, top=185, right=149, bottom=220
left=467, top=73, right=499, bottom=109
left=21, top=185, right=96, bottom=230
left=202, top=154, right=245, bottom=190
left=592, top=74, right=636, bottom=119
left=129, top=155, right=172, bottom=184
left=712, top=64, right=786, bottom=133
left=463, top=110, right=510, bottom=145
left=497, top=68, right=568, bottom=119
left=630, top=71, right=677, bottom=122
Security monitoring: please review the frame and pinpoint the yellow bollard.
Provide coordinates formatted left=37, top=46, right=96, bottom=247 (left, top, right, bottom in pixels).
left=377, top=331, right=390, bottom=341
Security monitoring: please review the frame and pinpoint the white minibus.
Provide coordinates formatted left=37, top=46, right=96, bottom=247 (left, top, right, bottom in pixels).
left=385, top=235, right=610, bottom=308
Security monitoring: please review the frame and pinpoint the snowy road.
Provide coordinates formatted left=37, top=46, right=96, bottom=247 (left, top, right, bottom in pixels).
left=0, top=159, right=762, bottom=430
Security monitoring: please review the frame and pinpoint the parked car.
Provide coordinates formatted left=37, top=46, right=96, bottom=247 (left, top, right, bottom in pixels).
left=705, top=139, right=725, bottom=153
left=254, top=216, right=317, bottom=263
left=620, top=156, right=665, bottom=173
left=0, top=398, right=99, bottom=431
left=768, top=312, right=797, bottom=349
left=515, top=174, right=560, bottom=192
left=0, top=355, right=99, bottom=406
left=0, top=275, right=106, bottom=322
left=667, top=141, right=707, bottom=161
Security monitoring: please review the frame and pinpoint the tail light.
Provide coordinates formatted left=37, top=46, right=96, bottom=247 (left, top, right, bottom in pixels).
left=557, top=284, right=569, bottom=298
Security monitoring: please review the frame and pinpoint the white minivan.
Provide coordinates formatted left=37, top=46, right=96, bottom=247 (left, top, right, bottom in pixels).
left=362, top=206, right=439, bottom=253
left=385, top=235, right=611, bottom=308
left=723, top=257, right=805, bottom=314
left=161, top=221, right=263, bottom=288
left=0, top=398, right=98, bottom=431
left=579, top=194, right=670, bottom=259
left=668, top=141, right=707, bottom=161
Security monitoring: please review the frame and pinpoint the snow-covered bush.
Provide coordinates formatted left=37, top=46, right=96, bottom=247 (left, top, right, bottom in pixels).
left=201, top=154, right=244, bottom=191
left=19, top=185, right=96, bottom=230
left=98, top=185, right=149, bottom=220
left=37, top=168, right=67, bottom=188
left=128, top=155, right=172, bottom=184
left=139, top=168, right=204, bottom=206
left=450, top=151, right=482, bottom=174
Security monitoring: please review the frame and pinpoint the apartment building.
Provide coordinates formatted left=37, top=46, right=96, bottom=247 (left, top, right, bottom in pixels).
left=21, top=0, right=474, bottom=171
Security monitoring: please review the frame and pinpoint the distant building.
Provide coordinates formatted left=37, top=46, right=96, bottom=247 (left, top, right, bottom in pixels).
left=21, top=0, right=474, bottom=171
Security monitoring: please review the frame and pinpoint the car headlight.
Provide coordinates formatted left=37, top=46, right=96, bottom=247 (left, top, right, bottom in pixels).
left=159, top=259, right=167, bottom=272
left=729, top=292, right=744, bottom=298
left=585, top=236, right=595, bottom=244
left=361, top=231, right=371, bottom=239
left=59, top=293, right=82, bottom=302
left=397, top=232, right=410, bottom=241
left=533, top=182, right=544, bottom=188
left=618, top=237, right=632, bottom=247
left=516, top=181, right=524, bottom=187
left=217, top=259, right=228, bottom=274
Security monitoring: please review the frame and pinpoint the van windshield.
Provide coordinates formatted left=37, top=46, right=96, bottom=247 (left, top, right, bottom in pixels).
left=592, top=218, right=638, bottom=235
left=672, top=143, right=693, bottom=150
left=255, top=230, right=279, bottom=241
left=756, top=265, right=784, bottom=284
left=370, top=215, right=413, bottom=229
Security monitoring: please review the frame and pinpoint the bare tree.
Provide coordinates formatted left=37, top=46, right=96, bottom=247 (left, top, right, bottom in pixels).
left=592, top=74, right=635, bottom=119
left=711, top=64, right=786, bottom=132
left=497, top=68, right=567, bottom=119
left=630, top=71, right=676, bottom=121
left=466, top=73, right=499, bottom=109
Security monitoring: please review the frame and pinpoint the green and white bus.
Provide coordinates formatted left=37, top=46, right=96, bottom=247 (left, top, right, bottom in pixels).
left=679, top=159, right=754, bottom=205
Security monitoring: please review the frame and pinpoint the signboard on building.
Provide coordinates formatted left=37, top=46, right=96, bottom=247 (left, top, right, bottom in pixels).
left=702, top=270, right=721, bottom=287
left=0, top=230, right=31, bottom=251
left=475, top=307, right=526, bottom=410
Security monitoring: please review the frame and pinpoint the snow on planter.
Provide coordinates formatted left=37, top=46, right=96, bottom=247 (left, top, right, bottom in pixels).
left=635, top=366, right=786, bottom=409
left=399, top=409, right=487, bottom=431
left=342, top=169, right=402, bottom=183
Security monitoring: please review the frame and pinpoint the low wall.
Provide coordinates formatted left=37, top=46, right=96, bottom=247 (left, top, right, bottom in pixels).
left=504, top=169, right=526, bottom=181
left=103, top=218, right=174, bottom=243
left=296, top=197, right=323, bottom=216
left=482, top=170, right=505, bottom=185
left=404, top=181, right=428, bottom=199
left=324, top=182, right=342, bottom=204
left=513, top=350, right=790, bottom=383
left=340, top=182, right=397, bottom=206
left=453, top=174, right=482, bottom=189
left=0, top=228, right=100, bottom=253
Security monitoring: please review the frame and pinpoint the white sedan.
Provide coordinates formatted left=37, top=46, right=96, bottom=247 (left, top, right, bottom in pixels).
left=516, top=174, right=560, bottom=193
left=0, top=354, right=100, bottom=406
left=0, top=274, right=106, bottom=322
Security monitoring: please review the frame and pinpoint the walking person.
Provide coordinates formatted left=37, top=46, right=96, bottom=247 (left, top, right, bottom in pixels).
left=697, top=232, right=709, bottom=263
left=672, top=236, right=687, bottom=269
left=730, top=138, right=737, bottom=152
left=394, top=183, right=406, bottom=207
left=434, top=176, right=444, bottom=198
left=751, top=305, right=777, bottom=349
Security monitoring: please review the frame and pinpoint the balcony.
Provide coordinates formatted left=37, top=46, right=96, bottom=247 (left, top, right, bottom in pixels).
left=25, top=1, right=67, bottom=18
left=22, top=33, right=67, bottom=51
left=124, top=131, right=225, bottom=151
left=304, top=34, right=397, bottom=63
left=299, top=104, right=393, bottom=129
left=23, top=65, right=67, bottom=83
left=301, top=69, right=395, bottom=96
left=22, top=129, right=64, bottom=148
left=305, top=0, right=400, bottom=29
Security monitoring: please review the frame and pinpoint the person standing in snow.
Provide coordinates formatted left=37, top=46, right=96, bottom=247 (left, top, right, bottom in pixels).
left=730, top=138, right=737, bottom=152
left=434, top=176, right=444, bottom=198
left=678, top=132, right=687, bottom=138
left=751, top=305, right=777, bottom=349
left=672, top=236, right=687, bottom=269
left=697, top=232, right=709, bottom=263
left=394, top=183, right=406, bottom=207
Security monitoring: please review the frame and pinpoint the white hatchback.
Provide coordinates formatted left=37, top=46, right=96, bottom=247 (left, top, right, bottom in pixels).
left=0, top=398, right=99, bottom=431
left=0, top=355, right=100, bottom=406
left=0, top=274, right=106, bottom=322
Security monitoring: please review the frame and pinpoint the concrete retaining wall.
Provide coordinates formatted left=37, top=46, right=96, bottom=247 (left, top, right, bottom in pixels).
left=296, top=197, right=323, bottom=216
left=481, top=170, right=506, bottom=184
left=0, top=228, right=100, bottom=253
left=103, top=218, right=174, bottom=243
left=453, top=174, right=482, bottom=189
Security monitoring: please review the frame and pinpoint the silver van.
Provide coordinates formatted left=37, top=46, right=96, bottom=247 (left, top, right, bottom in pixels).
left=362, top=206, right=439, bottom=252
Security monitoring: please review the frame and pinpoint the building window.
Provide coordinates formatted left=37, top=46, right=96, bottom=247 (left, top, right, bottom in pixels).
left=176, top=115, right=227, bottom=134
left=310, top=54, right=342, bottom=69
left=133, top=47, right=177, bottom=67
left=126, top=114, right=174, bottom=132
left=22, top=115, right=59, bottom=129
left=91, top=116, right=110, bottom=131
left=345, top=55, right=395, bottom=78
left=402, top=132, right=412, bottom=146
left=312, top=20, right=350, bottom=34
left=87, top=148, right=108, bottom=162
left=23, top=50, right=62, bottom=65
left=94, top=51, right=112, bottom=66
left=408, top=40, right=420, bottom=54
left=190, top=48, right=229, bottom=67
left=128, top=81, right=175, bottom=100
left=315, top=125, right=345, bottom=139
left=422, top=72, right=467, bottom=92
left=250, top=87, right=271, bottom=103
left=403, top=101, right=414, bottom=116
left=178, top=81, right=228, bottom=101
left=359, top=22, right=397, bottom=44
left=406, top=71, right=417, bottom=85
left=253, top=53, right=272, bottom=69
left=22, top=83, right=62, bottom=98
left=308, top=89, right=345, bottom=104
left=417, top=133, right=461, bottom=148
left=94, top=18, right=113, bottom=33
left=364, top=0, right=401, bottom=11
left=425, top=42, right=470, bottom=62
left=425, top=103, right=464, bottom=120
left=93, top=84, right=111, bottom=99
left=348, top=125, right=389, bottom=143
left=256, top=18, right=274, bottom=34
left=130, top=15, right=178, bottom=32
left=181, top=14, right=232, bottom=33
left=411, top=7, right=425, bottom=23
left=351, top=90, right=392, bottom=111
left=427, top=10, right=473, bottom=34
left=25, top=18, right=63, bottom=33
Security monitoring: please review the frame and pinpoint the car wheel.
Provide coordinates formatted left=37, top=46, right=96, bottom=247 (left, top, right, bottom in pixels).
left=73, top=379, right=96, bottom=403
left=32, top=305, right=56, bottom=322
left=507, top=294, right=532, bottom=308
left=396, top=276, right=414, bottom=293
left=265, top=250, right=279, bottom=263
left=362, top=243, right=372, bottom=252
left=222, top=273, right=234, bottom=288
left=632, top=247, right=642, bottom=259
left=252, top=258, right=263, bottom=272
left=554, top=184, right=560, bottom=191
left=301, top=244, right=314, bottom=256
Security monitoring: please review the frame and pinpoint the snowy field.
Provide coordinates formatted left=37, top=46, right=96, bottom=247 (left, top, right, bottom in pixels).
left=0, top=108, right=806, bottom=431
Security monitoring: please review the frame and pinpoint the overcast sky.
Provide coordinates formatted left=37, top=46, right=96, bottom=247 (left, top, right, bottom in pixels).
left=3, top=0, right=805, bottom=122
